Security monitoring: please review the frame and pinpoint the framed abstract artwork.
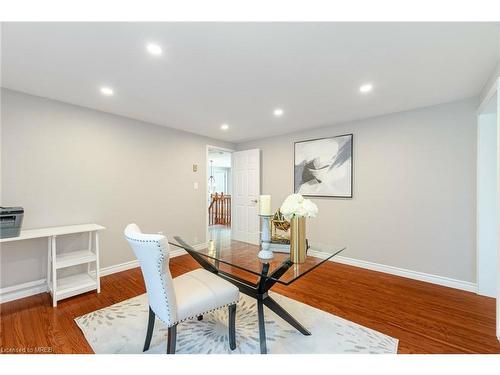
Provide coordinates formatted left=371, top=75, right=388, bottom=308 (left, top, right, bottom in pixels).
left=294, top=134, right=353, bottom=198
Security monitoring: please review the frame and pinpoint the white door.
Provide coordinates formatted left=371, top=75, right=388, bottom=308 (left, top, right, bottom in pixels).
left=232, top=149, right=260, bottom=244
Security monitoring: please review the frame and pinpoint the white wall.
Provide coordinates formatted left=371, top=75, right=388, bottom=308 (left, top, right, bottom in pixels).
left=479, top=60, right=500, bottom=105
left=477, top=112, right=497, bottom=296
left=0, top=89, right=233, bottom=288
left=238, top=98, right=478, bottom=283
left=211, top=167, right=231, bottom=194
left=0, top=89, right=483, bottom=292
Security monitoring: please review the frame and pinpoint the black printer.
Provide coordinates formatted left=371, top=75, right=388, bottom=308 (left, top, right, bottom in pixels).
left=0, top=207, right=24, bottom=239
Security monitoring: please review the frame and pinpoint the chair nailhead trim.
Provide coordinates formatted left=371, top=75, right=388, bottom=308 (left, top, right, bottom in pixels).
left=125, top=235, right=239, bottom=328
left=125, top=235, right=173, bottom=325
left=168, top=300, right=238, bottom=327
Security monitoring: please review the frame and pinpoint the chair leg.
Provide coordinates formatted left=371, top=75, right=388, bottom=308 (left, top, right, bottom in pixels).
left=167, top=324, right=177, bottom=354
left=143, top=306, right=155, bottom=352
left=228, top=304, right=236, bottom=350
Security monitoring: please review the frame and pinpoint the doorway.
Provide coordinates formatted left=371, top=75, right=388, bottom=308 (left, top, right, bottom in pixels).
left=207, top=146, right=233, bottom=238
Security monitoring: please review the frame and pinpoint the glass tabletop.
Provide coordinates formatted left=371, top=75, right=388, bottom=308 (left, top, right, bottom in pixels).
left=172, top=227, right=345, bottom=286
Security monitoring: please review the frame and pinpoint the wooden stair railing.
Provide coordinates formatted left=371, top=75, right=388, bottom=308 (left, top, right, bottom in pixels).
left=209, top=193, right=231, bottom=226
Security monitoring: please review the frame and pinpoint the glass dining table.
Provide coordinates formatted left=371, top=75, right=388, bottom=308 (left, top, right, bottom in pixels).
left=172, top=228, right=345, bottom=354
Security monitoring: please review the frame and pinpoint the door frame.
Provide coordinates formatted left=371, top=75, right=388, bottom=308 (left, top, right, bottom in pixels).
left=205, top=144, right=235, bottom=244
left=476, top=77, right=500, bottom=341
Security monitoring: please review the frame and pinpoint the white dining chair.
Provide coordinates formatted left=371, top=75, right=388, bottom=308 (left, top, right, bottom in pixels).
left=124, top=223, right=239, bottom=353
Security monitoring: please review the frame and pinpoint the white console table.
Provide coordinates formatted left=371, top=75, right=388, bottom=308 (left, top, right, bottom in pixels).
left=0, top=223, right=105, bottom=306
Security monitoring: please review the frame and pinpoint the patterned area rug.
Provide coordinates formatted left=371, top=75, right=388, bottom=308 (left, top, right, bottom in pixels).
left=75, top=292, right=398, bottom=354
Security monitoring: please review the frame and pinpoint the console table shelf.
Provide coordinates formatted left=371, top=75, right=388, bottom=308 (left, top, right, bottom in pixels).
left=51, top=273, right=97, bottom=301
left=55, top=249, right=97, bottom=269
left=1, top=223, right=105, bottom=306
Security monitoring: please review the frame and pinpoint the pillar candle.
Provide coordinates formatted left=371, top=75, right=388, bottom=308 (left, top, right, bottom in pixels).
left=259, top=195, right=272, bottom=215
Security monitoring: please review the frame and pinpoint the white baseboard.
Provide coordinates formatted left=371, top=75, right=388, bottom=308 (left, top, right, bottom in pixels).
left=172, top=245, right=477, bottom=292
left=170, top=248, right=187, bottom=258
left=1, top=243, right=476, bottom=304
left=169, top=242, right=207, bottom=258
left=100, top=243, right=207, bottom=275
left=308, top=250, right=477, bottom=293
left=99, top=259, right=140, bottom=277
left=0, top=278, right=48, bottom=304
left=0, top=242, right=208, bottom=304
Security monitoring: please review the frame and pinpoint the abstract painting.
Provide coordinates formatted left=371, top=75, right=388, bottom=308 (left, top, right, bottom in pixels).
left=294, top=134, right=353, bottom=197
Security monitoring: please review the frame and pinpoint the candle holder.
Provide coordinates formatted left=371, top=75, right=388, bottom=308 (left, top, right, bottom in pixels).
left=258, top=214, right=274, bottom=260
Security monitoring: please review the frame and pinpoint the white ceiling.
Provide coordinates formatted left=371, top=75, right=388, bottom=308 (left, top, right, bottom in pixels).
left=2, top=22, right=499, bottom=143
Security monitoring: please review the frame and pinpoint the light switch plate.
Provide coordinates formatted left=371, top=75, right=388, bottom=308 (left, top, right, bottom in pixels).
left=194, top=182, right=199, bottom=190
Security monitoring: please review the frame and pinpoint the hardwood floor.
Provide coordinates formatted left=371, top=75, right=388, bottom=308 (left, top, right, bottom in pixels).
left=1, top=254, right=499, bottom=354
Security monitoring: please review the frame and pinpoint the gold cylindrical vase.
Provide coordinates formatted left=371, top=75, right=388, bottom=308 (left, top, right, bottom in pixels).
left=290, top=217, right=307, bottom=263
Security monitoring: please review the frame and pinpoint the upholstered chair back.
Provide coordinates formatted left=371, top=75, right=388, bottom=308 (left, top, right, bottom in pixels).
left=124, top=223, right=178, bottom=326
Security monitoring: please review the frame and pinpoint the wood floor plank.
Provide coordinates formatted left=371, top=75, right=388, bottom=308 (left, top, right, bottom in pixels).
left=0, top=255, right=498, bottom=354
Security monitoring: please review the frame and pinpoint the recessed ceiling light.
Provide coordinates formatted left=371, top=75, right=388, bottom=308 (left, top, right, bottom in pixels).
left=273, top=108, right=284, bottom=117
left=220, top=123, right=229, bottom=131
left=100, top=86, right=114, bottom=96
left=146, top=43, right=163, bottom=56
left=359, top=83, right=373, bottom=94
